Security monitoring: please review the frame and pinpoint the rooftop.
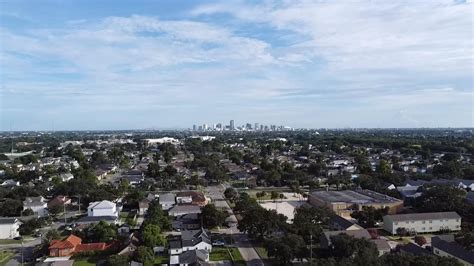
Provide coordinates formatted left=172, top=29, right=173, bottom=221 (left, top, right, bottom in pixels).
left=432, top=236, right=474, bottom=264
left=384, top=212, right=461, bottom=222
left=311, top=190, right=402, bottom=204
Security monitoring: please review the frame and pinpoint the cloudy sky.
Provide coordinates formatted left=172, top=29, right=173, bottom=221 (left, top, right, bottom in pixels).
left=1, top=0, right=473, bottom=130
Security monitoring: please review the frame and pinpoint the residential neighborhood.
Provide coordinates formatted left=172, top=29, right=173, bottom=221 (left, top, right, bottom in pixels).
left=0, top=129, right=472, bottom=265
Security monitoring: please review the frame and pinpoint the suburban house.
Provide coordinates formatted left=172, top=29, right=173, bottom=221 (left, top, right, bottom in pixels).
left=49, top=234, right=108, bottom=257
left=320, top=229, right=371, bottom=249
left=47, top=196, right=71, bottom=209
left=59, top=173, right=74, bottom=182
left=383, top=212, right=461, bottom=235
left=87, top=200, right=118, bottom=217
left=320, top=229, right=391, bottom=256
left=168, top=205, right=201, bottom=217
left=159, top=193, right=176, bottom=210
left=138, top=199, right=149, bottom=216
left=0, top=218, right=21, bottom=239
left=76, top=200, right=119, bottom=225
left=431, top=236, right=474, bottom=266
left=330, top=215, right=363, bottom=231
left=172, top=213, right=200, bottom=231
left=168, top=229, right=212, bottom=265
left=176, top=191, right=208, bottom=206
left=23, top=196, right=48, bottom=217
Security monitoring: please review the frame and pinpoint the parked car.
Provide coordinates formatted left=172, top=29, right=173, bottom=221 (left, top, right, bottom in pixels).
left=212, top=240, right=225, bottom=246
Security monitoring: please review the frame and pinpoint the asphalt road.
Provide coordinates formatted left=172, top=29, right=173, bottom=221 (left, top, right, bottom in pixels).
left=205, top=185, right=265, bottom=266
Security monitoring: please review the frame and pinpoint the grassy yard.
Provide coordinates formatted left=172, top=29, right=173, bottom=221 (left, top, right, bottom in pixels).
left=228, top=247, right=245, bottom=265
left=0, top=251, right=14, bottom=266
left=154, top=255, right=169, bottom=265
left=254, top=246, right=269, bottom=259
left=73, top=260, right=95, bottom=266
left=73, top=255, right=107, bottom=266
left=210, top=247, right=231, bottom=261
left=0, top=239, right=21, bottom=245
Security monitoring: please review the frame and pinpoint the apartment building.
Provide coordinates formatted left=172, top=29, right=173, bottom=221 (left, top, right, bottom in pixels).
left=383, top=212, right=461, bottom=235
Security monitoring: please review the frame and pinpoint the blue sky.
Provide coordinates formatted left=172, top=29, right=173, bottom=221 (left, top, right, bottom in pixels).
left=1, top=0, right=473, bottom=130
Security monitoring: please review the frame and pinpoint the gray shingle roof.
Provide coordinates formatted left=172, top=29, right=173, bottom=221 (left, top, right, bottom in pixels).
left=432, top=236, right=474, bottom=264
left=384, top=212, right=460, bottom=222
left=0, top=217, right=18, bottom=225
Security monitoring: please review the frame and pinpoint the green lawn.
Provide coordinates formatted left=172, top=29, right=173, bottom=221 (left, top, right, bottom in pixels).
left=0, top=239, right=22, bottom=245
left=73, top=260, right=96, bottom=266
left=210, top=247, right=231, bottom=261
left=228, top=247, right=245, bottom=264
left=254, top=246, right=269, bottom=259
left=73, top=255, right=107, bottom=266
left=154, top=255, right=169, bottom=265
left=0, top=251, right=14, bottom=266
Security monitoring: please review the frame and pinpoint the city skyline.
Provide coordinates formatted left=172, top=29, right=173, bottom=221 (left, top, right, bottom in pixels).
left=1, top=0, right=473, bottom=131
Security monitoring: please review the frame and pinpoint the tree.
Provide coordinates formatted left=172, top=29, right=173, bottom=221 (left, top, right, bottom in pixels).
left=415, top=185, right=466, bottom=213
left=134, top=246, right=154, bottom=266
left=48, top=204, right=64, bottom=218
left=201, top=204, right=228, bottom=228
left=21, top=208, right=34, bottom=216
left=0, top=199, right=23, bottom=217
left=330, top=234, right=379, bottom=265
left=145, top=201, right=171, bottom=230
left=350, top=206, right=388, bottom=228
left=147, top=162, right=160, bottom=178
left=87, top=221, right=117, bottom=243
left=377, top=159, right=391, bottom=175
left=292, top=205, right=333, bottom=242
left=396, top=227, right=408, bottom=236
left=224, top=187, right=237, bottom=201
left=141, top=224, right=166, bottom=248
left=271, top=191, right=279, bottom=200
left=414, top=235, right=427, bottom=246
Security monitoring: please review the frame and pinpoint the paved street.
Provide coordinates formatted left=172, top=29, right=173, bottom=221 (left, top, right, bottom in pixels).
left=205, top=185, right=265, bottom=266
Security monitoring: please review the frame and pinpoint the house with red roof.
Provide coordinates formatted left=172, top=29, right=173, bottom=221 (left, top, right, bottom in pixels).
left=49, top=235, right=107, bottom=257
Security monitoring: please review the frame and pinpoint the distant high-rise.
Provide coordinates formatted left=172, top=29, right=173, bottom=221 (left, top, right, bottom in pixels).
left=193, top=125, right=197, bottom=131
left=230, top=120, right=235, bottom=130
left=254, top=123, right=259, bottom=131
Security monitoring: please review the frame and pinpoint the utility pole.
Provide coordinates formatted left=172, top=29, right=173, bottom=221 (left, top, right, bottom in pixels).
left=64, top=203, right=67, bottom=225
left=21, top=238, right=24, bottom=265
left=310, top=233, right=313, bottom=265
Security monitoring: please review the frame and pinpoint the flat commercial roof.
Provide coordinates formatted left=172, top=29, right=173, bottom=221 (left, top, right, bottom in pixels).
left=310, top=190, right=401, bottom=204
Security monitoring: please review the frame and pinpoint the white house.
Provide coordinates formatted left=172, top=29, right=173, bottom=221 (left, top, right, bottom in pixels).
left=0, top=218, right=21, bottom=239
left=168, top=205, right=201, bottom=217
left=23, top=197, right=48, bottom=217
left=168, top=229, right=212, bottom=259
left=87, top=200, right=118, bottom=217
left=383, top=212, right=461, bottom=235
left=59, top=173, right=74, bottom=182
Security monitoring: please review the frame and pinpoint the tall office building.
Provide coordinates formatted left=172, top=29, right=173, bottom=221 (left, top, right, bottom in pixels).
left=230, top=120, right=235, bottom=130
left=254, top=123, right=259, bottom=131
left=193, top=125, right=197, bottom=131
